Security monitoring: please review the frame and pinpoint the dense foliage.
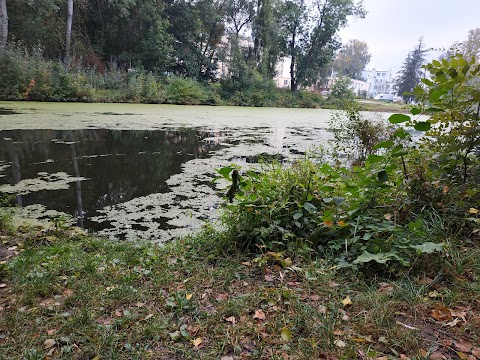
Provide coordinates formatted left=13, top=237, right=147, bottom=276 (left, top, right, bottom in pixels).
left=0, top=0, right=365, bottom=101
left=215, top=54, right=479, bottom=272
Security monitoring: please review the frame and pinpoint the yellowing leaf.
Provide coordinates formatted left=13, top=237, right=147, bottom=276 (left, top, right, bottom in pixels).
left=186, top=293, right=193, bottom=300
left=341, top=295, right=352, bottom=306
left=469, top=208, right=479, bottom=214
left=44, top=339, right=56, bottom=349
left=384, top=214, right=392, bottom=221
left=280, top=326, right=292, bottom=342
left=192, top=337, right=203, bottom=347
left=323, top=220, right=334, bottom=228
left=253, top=309, right=266, bottom=320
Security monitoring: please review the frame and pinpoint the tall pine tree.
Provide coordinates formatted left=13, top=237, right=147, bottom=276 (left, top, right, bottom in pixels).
left=395, top=37, right=427, bottom=102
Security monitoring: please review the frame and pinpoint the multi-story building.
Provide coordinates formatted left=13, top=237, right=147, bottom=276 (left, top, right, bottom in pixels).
left=362, top=69, right=395, bottom=97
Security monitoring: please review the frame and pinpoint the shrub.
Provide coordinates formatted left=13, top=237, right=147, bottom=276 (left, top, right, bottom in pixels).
left=165, top=77, right=210, bottom=105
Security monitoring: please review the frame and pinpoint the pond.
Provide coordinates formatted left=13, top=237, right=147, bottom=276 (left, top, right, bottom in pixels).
left=0, top=102, right=388, bottom=242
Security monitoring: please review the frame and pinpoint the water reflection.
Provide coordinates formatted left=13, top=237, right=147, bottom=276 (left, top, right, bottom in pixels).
left=0, top=129, right=224, bottom=232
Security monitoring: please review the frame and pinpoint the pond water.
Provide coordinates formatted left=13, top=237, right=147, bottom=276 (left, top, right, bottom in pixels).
left=0, top=102, right=389, bottom=242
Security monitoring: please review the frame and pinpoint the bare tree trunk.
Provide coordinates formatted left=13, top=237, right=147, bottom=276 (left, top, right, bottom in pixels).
left=290, top=30, right=297, bottom=92
left=0, top=0, right=8, bottom=51
left=65, top=0, right=74, bottom=67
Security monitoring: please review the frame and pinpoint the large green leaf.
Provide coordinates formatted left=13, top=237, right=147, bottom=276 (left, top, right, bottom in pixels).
left=389, top=114, right=410, bottom=124
left=411, top=242, right=444, bottom=254
left=373, top=140, right=394, bottom=150
left=353, top=251, right=397, bottom=264
left=377, top=170, right=388, bottom=182
left=414, top=121, right=431, bottom=131
left=367, top=154, right=384, bottom=163
left=303, top=202, right=317, bottom=213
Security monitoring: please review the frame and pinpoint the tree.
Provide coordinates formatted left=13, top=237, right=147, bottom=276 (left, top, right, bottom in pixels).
left=64, top=0, right=73, bottom=66
left=279, top=0, right=365, bottom=92
left=0, top=0, right=7, bottom=51
left=444, top=28, right=480, bottom=60
left=414, top=54, right=480, bottom=184
left=333, top=39, right=371, bottom=80
left=395, top=37, right=427, bottom=102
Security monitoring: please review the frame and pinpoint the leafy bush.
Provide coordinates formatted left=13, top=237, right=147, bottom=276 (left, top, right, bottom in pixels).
left=329, top=106, right=391, bottom=164
left=165, top=77, right=212, bottom=105
left=214, top=120, right=446, bottom=270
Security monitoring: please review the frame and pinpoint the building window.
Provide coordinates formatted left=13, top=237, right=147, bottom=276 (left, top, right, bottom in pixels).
left=284, top=80, right=289, bottom=86
left=377, top=72, right=380, bottom=77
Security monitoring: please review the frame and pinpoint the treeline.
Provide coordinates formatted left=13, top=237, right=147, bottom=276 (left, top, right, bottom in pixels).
left=0, top=0, right=365, bottom=106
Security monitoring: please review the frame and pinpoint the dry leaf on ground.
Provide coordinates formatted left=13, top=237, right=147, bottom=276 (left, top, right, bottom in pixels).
left=455, top=339, right=473, bottom=353
left=225, top=316, right=236, bottom=324
left=431, top=305, right=452, bottom=322
left=44, top=339, right=56, bottom=349
left=341, top=296, right=352, bottom=306
left=253, top=309, right=266, bottom=320
left=192, top=338, right=203, bottom=347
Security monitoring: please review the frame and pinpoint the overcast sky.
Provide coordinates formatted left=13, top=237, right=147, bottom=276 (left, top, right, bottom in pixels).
left=338, top=0, right=480, bottom=75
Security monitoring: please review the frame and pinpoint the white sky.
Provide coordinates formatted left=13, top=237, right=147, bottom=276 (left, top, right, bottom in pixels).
left=338, top=0, right=480, bottom=75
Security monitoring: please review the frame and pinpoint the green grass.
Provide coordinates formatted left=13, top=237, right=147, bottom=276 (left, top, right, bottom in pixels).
left=0, top=226, right=479, bottom=359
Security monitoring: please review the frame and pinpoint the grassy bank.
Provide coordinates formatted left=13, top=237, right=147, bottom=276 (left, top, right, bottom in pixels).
left=0, top=224, right=479, bottom=360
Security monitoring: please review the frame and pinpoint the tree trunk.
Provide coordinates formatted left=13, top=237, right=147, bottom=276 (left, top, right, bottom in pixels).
left=65, top=0, right=74, bottom=67
left=0, top=0, right=8, bottom=51
left=290, top=30, right=297, bottom=92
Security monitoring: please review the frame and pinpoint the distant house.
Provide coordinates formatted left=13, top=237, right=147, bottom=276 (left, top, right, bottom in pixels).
left=275, top=57, right=292, bottom=89
left=362, top=69, right=395, bottom=97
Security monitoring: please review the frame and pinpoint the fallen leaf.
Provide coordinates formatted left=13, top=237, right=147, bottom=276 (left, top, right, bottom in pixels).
left=378, top=282, right=394, bottom=293
left=334, top=339, right=346, bottom=348
left=455, top=339, right=473, bottom=353
left=0, top=283, right=6, bottom=288
left=44, top=339, right=56, bottom=349
left=469, top=208, right=478, bottom=214
left=142, top=314, right=154, bottom=321
left=264, top=274, right=274, bottom=282
left=96, top=317, right=114, bottom=326
left=429, top=291, right=443, bottom=298
left=333, top=330, right=345, bottom=336
left=241, top=261, right=251, bottom=266
left=429, top=351, right=447, bottom=360
left=192, top=338, right=203, bottom=347
left=280, top=326, right=292, bottom=342
left=431, top=305, right=452, bottom=322
left=167, top=257, right=177, bottom=265
left=253, top=309, right=266, bottom=320
left=114, top=309, right=123, bottom=317
left=220, top=356, right=234, bottom=360
left=310, top=294, right=321, bottom=301
left=418, top=277, right=434, bottom=285
left=472, top=348, right=480, bottom=358
left=384, top=213, right=392, bottom=221
left=446, top=318, right=460, bottom=327
left=46, top=329, right=57, bottom=336
left=225, top=316, right=236, bottom=324
left=135, top=302, right=145, bottom=308
left=62, top=289, right=73, bottom=297
left=341, top=295, right=352, bottom=306
left=318, top=305, right=327, bottom=314
left=186, top=293, right=193, bottom=300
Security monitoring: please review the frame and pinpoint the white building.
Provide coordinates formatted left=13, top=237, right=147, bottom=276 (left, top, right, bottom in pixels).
left=362, top=69, right=395, bottom=97
left=274, top=57, right=292, bottom=89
